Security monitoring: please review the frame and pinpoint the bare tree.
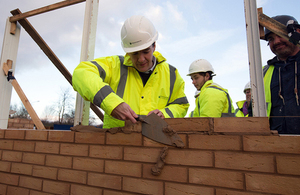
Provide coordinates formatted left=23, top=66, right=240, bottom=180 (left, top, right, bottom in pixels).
left=52, top=87, right=74, bottom=124
left=9, top=102, right=29, bottom=119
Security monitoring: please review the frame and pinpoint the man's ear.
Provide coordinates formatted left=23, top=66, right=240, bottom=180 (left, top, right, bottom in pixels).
left=205, top=72, right=210, bottom=81
left=152, top=42, right=156, bottom=51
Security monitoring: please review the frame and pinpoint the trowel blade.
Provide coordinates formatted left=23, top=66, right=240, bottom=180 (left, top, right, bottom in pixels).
left=141, top=113, right=173, bottom=146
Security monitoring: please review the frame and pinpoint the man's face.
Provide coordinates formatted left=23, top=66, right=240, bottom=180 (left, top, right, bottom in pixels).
left=127, top=44, right=156, bottom=72
left=267, top=31, right=300, bottom=61
left=190, top=73, right=209, bottom=91
left=245, top=89, right=251, bottom=103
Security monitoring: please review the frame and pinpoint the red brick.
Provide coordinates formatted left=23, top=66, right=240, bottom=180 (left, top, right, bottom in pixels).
left=105, top=160, right=141, bottom=177
left=46, top=154, right=72, bottom=168
left=25, top=130, right=48, bottom=140
left=243, top=135, right=300, bottom=154
left=5, top=130, right=25, bottom=139
left=48, top=131, right=74, bottom=142
left=165, top=182, right=214, bottom=195
left=103, top=190, right=135, bottom=195
left=215, top=151, right=275, bottom=173
left=24, top=124, right=34, bottom=129
left=124, top=147, right=161, bottom=163
left=0, top=184, right=7, bottom=195
left=216, top=189, right=266, bottom=195
left=60, top=143, right=88, bottom=156
left=30, top=191, right=53, bottom=195
left=22, top=153, right=45, bottom=165
left=75, top=132, right=105, bottom=144
left=0, top=130, right=4, bottom=138
left=166, top=149, right=213, bottom=167
left=246, top=173, right=300, bottom=194
left=58, top=169, right=87, bottom=184
left=7, top=186, right=29, bottom=195
left=90, top=145, right=122, bottom=159
left=88, top=172, right=121, bottom=190
left=143, top=164, right=187, bottom=182
left=19, top=176, right=42, bottom=190
left=106, top=132, right=142, bottom=146
left=123, top=177, right=163, bottom=195
left=0, top=140, right=13, bottom=150
left=43, top=180, right=70, bottom=195
left=0, top=150, right=2, bottom=160
left=0, top=160, right=11, bottom=172
left=20, top=118, right=31, bottom=124
left=73, top=157, right=104, bottom=172
left=0, top=172, right=19, bottom=185
left=277, top=155, right=300, bottom=175
left=32, top=165, right=57, bottom=180
left=2, top=150, right=22, bottom=162
left=11, top=123, right=25, bottom=128
left=189, top=135, right=242, bottom=150
left=71, top=184, right=102, bottom=195
left=214, top=117, right=270, bottom=134
left=14, top=140, right=35, bottom=151
left=189, top=168, right=244, bottom=189
left=35, top=142, right=59, bottom=154
left=165, top=117, right=211, bottom=131
left=11, top=162, right=33, bottom=175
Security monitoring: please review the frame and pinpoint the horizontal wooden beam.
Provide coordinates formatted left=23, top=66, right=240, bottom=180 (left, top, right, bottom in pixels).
left=257, top=11, right=288, bottom=40
left=9, top=0, right=86, bottom=23
left=10, top=8, right=104, bottom=121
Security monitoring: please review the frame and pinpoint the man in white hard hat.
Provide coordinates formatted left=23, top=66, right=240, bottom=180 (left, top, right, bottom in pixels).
left=235, top=82, right=252, bottom=117
left=187, top=59, right=235, bottom=117
left=72, top=15, right=189, bottom=128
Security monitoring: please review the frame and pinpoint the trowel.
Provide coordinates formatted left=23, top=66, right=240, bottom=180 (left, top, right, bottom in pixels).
left=137, top=113, right=185, bottom=148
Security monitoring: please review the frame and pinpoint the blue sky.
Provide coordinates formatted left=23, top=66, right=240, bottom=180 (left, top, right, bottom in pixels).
left=1, top=0, right=300, bottom=124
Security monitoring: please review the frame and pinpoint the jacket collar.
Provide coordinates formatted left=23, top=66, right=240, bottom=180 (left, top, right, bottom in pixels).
left=267, top=50, right=300, bottom=65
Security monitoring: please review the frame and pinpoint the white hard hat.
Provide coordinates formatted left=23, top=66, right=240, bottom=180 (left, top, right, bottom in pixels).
left=187, top=59, right=214, bottom=76
left=121, top=15, right=158, bottom=53
left=244, top=81, right=251, bottom=93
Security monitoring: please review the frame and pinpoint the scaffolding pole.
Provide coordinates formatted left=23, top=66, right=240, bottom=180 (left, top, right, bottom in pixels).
left=244, top=0, right=267, bottom=117
left=74, top=0, right=99, bottom=126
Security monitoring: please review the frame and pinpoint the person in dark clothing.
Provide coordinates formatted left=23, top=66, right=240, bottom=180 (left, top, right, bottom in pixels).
left=263, top=15, right=300, bottom=134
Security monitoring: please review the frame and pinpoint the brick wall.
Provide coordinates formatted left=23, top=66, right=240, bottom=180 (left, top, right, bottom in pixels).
left=0, top=117, right=299, bottom=195
left=7, top=118, right=34, bottom=129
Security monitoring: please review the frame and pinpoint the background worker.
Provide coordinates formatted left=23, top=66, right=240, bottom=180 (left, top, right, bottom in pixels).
left=235, top=81, right=253, bottom=117
left=72, top=15, right=189, bottom=128
left=263, top=15, right=300, bottom=134
left=187, top=59, right=235, bottom=117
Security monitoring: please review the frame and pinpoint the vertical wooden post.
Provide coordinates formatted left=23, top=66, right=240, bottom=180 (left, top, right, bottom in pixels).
left=0, top=18, right=21, bottom=129
left=74, top=0, right=99, bottom=126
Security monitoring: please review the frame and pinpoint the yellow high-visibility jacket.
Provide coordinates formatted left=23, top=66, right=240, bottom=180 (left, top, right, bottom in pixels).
left=72, top=51, right=189, bottom=128
left=263, top=65, right=274, bottom=117
left=235, top=100, right=249, bottom=117
left=192, top=80, right=235, bottom=117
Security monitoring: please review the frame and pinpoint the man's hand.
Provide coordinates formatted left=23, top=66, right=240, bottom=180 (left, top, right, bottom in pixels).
left=111, top=102, right=138, bottom=123
left=147, top=109, right=165, bottom=119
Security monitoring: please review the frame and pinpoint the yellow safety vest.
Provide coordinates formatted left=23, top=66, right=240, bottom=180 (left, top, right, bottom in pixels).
left=192, top=80, right=235, bottom=117
left=235, top=100, right=249, bottom=117
left=263, top=65, right=274, bottom=117
left=72, top=51, right=189, bottom=128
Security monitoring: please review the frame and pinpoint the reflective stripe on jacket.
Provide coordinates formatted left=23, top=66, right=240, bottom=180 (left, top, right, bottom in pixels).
left=72, top=51, right=189, bottom=128
left=235, top=100, right=248, bottom=117
left=191, top=80, right=235, bottom=117
left=263, top=64, right=274, bottom=117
